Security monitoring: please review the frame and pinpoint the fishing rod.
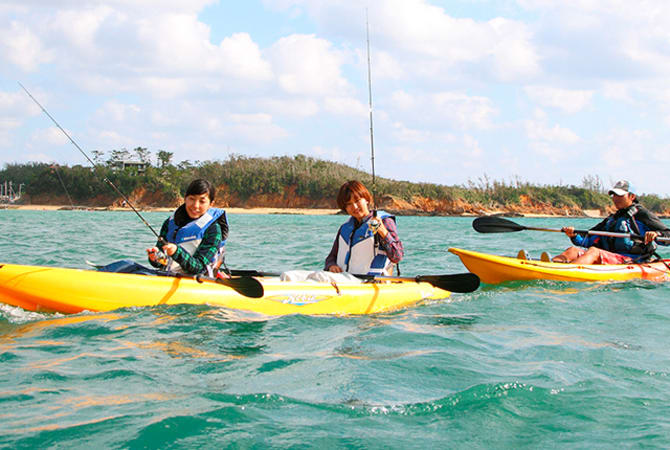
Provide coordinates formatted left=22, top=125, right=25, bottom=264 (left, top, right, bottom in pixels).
left=365, top=8, right=376, bottom=208
left=18, top=82, right=165, bottom=244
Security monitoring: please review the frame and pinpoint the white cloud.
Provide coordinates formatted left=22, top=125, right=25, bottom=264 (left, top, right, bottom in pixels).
left=96, top=101, right=141, bottom=123
left=0, top=20, right=52, bottom=71
left=0, top=89, right=40, bottom=117
left=51, top=6, right=116, bottom=57
left=206, top=113, right=289, bottom=144
left=269, top=0, right=540, bottom=81
left=312, top=145, right=343, bottom=164
left=431, top=92, right=497, bottom=130
left=218, top=33, right=273, bottom=80
left=29, top=126, right=69, bottom=147
left=258, top=98, right=320, bottom=117
left=389, top=90, right=497, bottom=130
left=524, top=86, right=594, bottom=113
left=23, top=152, right=51, bottom=162
left=524, top=109, right=581, bottom=161
left=602, top=82, right=632, bottom=103
left=390, top=91, right=414, bottom=110
left=323, top=96, right=367, bottom=116
left=525, top=118, right=580, bottom=145
left=598, top=128, right=654, bottom=169
left=391, top=122, right=432, bottom=144
left=269, top=34, right=350, bottom=96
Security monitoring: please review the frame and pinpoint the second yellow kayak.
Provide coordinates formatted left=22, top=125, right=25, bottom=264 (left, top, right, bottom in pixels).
left=449, top=247, right=670, bottom=284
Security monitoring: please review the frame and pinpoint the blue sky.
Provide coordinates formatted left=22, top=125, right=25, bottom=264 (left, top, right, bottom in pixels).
left=1, top=0, right=670, bottom=195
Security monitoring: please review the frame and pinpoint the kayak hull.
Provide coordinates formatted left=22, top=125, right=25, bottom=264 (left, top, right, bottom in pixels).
left=448, top=247, right=670, bottom=284
left=0, top=263, right=451, bottom=316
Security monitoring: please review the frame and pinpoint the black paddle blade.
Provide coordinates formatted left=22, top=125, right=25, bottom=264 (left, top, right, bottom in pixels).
left=417, top=273, right=480, bottom=293
left=216, top=276, right=264, bottom=298
left=472, top=216, right=526, bottom=233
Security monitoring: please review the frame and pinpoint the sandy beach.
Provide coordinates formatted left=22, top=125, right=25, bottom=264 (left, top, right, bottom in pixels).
left=1, top=204, right=607, bottom=218
left=4, top=204, right=342, bottom=215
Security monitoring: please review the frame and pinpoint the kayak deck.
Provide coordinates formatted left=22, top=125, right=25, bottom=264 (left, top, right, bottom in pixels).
left=448, top=247, right=670, bottom=284
left=0, top=263, right=452, bottom=316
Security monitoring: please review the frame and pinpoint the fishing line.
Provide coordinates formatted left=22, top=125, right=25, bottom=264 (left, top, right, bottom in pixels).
left=19, top=82, right=165, bottom=244
left=50, top=163, right=74, bottom=209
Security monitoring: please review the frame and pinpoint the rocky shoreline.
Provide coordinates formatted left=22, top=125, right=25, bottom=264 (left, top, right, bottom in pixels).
left=5, top=187, right=621, bottom=218
left=2, top=203, right=609, bottom=218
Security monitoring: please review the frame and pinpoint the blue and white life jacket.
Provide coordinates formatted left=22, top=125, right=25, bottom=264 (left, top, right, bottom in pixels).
left=572, top=204, right=656, bottom=260
left=335, top=211, right=395, bottom=276
left=165, top=207, right=227, bottom=275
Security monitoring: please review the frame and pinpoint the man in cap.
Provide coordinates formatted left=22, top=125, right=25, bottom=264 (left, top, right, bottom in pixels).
left=551, top=180, right=670, bottom=264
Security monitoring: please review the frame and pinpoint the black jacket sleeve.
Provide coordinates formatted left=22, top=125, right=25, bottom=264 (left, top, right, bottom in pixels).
left=635, top=206, right=670, bottom=245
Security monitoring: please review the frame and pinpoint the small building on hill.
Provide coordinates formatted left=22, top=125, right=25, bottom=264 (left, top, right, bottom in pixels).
left=110, top=160, right=148, bottom=174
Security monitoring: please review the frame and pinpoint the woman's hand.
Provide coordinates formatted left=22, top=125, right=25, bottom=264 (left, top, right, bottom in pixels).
left=369, top=218, right=388, bottom=239
left=162, top=243, right=178, bottom=256
left=327, top=265, right=343, bottom=273
left=146, top=247, right=159, bottom=262
left=645, top=231, right=659, bottom=245
left=561, top=226, right=576, bottom=238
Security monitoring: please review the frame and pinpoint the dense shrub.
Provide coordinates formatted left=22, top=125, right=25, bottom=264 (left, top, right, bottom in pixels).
left=2, top=155, right=669, bottom=212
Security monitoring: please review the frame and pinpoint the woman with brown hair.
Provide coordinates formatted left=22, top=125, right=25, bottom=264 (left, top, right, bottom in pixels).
left=324, top=180, right=403, bottom=275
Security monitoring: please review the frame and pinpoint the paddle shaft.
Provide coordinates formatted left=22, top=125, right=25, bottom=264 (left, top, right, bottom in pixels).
left=229, top=270, right=480, bottom=294
left=522, top=226, right=670, bottom=243
left=473, top=216, right=670, bottom=243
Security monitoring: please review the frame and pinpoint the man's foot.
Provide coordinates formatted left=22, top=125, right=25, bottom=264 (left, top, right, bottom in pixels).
left=540, top=251, right=552, bottom=262
left=516, top=249, right=530, bottom=260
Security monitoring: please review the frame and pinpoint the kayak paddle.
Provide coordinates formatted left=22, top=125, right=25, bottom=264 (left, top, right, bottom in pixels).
left=85, top=261, right=264, bottom=298
left=472, top=216, right=670, bottom=243
left=229, top=270, right=480, bottom=293
left=177, top=272, right=264, bottom=298
left=473, top=216, right=585, bottom=234
left=354, top=273, right=480, bottom=293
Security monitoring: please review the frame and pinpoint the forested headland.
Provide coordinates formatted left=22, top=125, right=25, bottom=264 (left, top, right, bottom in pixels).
left=2, top=148, right=670, bottom=216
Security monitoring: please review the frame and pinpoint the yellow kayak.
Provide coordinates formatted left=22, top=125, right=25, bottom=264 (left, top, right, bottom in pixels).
left=449, top=247, right=670, bottom=284
left=0, top=263, right=452, bottom=316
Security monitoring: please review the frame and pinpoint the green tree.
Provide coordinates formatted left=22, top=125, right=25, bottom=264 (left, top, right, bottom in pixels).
left=157, top=150, right=173, bottom=168
left=133, top=147, right=151, bottom=164
left=107, top=149, right=131, bottom=166
left=91, top=150, right=105, bottom=165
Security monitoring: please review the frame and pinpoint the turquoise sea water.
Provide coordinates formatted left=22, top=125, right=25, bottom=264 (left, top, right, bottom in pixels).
left=1, top=210, right=670, bottom=448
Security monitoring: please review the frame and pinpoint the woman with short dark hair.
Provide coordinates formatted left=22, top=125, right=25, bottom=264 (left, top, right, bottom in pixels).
left=324, top=180, right=403, bottom=275
left=146, top=179, right=229, bottom=275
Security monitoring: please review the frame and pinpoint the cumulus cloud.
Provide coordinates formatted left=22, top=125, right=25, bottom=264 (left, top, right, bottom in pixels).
left=525, top=118, right=580, bottom=145
left=205, top=112, right=289, bottom=144
left=95, top=101, right=141, bottom=123
left=323, top=96, right=367, bottom=116
left=524, top=109, right=581, bottom=161
left=597, top=128, right=660, bottom=170
left=0, top=21, right=52, bottom=71
left=269, top=34, right=350, bottom=96
left=257, top=98, right=320, bottom=117
left=389, top=90, right=497, bottom=130
left=29, top=126, right=69, bottom=147
left=267, top=0, right=540, bottom=82
left=3, top=5, right=273, bottom=98
left=524, top=86, right=594, bottom=113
